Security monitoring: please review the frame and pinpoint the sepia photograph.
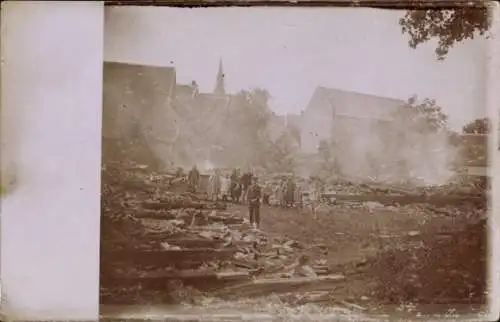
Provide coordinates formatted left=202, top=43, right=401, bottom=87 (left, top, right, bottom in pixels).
left=99, top=5, right=492, bottom=320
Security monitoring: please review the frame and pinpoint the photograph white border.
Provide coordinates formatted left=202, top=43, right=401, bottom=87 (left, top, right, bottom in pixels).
left=1, top=2, right=103, bottom=320
left=1, top=1, right=499, bottom=321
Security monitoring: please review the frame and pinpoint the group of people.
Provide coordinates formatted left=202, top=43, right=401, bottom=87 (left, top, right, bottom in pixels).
left=186, top=166, right=257, bottom=200
left=186, top=166, right=266, bottom=228
left=186, top=165, right=324, bottom=229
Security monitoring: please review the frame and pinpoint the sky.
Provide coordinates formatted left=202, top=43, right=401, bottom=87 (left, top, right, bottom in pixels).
left=104, top=6, right=489, bottom=131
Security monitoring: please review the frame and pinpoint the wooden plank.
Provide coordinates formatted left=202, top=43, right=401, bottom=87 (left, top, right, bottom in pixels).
left=159, top=238, right=223, bottom=248
left=332, top=193, right=484, bottom=206
left=207, top=215, right=244, bottom=225
left=216, top=274, right=345, bottom=298
left=102, top=248, right=237, bottom=264
left=251, top=274, right=344, bottom=285
left=110, top=269, right=249, bottom=280
left=143, top=201, right=205, bottom=210
left=137, top=211, right=243, bottom=226
left=102, top=270, right=251, bottom=288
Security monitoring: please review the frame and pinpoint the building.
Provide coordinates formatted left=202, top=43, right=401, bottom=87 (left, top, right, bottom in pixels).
left=300, top=86, right=406, bottom=154
left=170, top=59, right=236, bottom=167
left=102, top=59, right=238, bottom=169
left=102, top=61, right=179, bottom=170
left=451, top=133, right=488, bottom=177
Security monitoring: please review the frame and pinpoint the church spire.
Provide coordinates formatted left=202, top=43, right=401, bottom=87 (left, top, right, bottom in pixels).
left=214, top=58, right=226, bottom=95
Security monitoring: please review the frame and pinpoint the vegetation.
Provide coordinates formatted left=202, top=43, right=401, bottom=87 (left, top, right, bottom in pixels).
left=462, top=117, right=490, bottom=134
left=399, top=7, right=491, bottom=60
left=394, top=95, right=449, bottom=133
left=201, top=88, right=299, bottom=172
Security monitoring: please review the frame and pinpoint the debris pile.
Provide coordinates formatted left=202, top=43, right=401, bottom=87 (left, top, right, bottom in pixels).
left=100, top=160, right=487, bottom=312
left=100, top=161, right=343, bottom=305
left=358, top=217, right=487, bottom=305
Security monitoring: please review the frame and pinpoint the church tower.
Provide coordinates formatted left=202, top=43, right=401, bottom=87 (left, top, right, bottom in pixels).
left=213, top=59, right=226, bottom=95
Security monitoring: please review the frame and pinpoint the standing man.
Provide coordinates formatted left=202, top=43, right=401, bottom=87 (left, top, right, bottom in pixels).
left=220, top=173, right=231, bottom=201
left=187, top=165, right=200, bottom=193
left=240, top=171, right=252, bottom=204
left=285, top=177, right=296, bottom=208
left=230, top=168, right=239, bottom=184
left=294, top=183, right=303, bottom=211
left=246, top=176, right=262, bottom=229
left=262, top=181, right=272, bottom=206
left=208, top=168, right=222, bottom=201
left=230, top=168, right=239, bottom=203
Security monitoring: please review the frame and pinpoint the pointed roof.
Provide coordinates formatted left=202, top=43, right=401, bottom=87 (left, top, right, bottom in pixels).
left=305, top=86, right=406, bottom=121
left=103, top=61, right=177, bottom=139
left=214, top=58, right=226, bottom=95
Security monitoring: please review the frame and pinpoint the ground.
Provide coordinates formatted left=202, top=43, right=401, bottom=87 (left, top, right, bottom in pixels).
left=100, top=164, right=488, bottom=319
left=228, top=200, right=487, bottom=313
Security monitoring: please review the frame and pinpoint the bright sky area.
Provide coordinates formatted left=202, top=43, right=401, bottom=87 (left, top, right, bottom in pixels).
left=104, top=6, right=489, bottom=131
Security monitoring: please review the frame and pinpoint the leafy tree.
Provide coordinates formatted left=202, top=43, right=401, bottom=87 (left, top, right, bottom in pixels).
left=399, top=7, right=491, bottom=60
left=462, top=117, right=490, bottom=134
left=227, top=88, right=274, bottom=168
left=388, top=96, right=449, bottom=176
left=394, top=95, right=449, bottom=133
left=267, top=131, right=296, bottom=173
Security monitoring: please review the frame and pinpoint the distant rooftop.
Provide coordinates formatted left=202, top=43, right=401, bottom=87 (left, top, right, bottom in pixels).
left=306, top=86, right=406, bottom=121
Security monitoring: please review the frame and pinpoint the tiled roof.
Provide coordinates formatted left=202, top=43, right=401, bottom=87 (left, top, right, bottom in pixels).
left=103, top=61, right=177, bottom=139
left=306, top=86, right=406, bottom=121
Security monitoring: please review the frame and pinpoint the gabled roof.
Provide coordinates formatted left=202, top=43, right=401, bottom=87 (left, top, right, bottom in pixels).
left=102, top=61, right=178, bottom=168
left=306, top=86, right=406, bottom=121
left=103, top=61, right=177, bottom=139
left=104, top=61, right=176, bottom=98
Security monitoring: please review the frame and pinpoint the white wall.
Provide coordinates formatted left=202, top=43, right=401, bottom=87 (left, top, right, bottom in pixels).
left=1, top=2, right=103, bottom=320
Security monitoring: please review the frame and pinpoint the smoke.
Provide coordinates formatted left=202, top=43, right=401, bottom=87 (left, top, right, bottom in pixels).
left=331, top=117, right=459, bottom=186
left=201, top=159, right=215, bottom=172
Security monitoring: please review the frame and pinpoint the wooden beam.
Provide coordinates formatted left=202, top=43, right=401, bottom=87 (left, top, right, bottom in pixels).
left=102, top=248, right=237, bottom=264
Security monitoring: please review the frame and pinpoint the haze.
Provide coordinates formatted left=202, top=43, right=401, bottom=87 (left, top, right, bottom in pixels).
left=104, top=7, right=488, bottom=131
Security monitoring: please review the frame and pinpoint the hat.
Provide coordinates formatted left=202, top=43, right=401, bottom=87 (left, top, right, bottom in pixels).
left=298, top=254, right=310, bottom=264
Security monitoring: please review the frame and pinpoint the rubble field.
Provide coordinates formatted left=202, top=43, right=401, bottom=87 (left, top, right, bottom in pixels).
left=100, top=161, right=488, bottom=316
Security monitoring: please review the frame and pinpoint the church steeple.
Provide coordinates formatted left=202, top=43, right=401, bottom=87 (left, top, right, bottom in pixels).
left=214, top=59, right=226, bottom=95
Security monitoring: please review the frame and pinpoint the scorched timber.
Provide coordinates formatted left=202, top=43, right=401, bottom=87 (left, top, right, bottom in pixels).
left=332, top=193, right=484, bottom=206
left=102, top=270, right=251, bottom=288
left=216, top=275, right=345, bottom=298
left=137, top=212, right=244, bottom=226
left=154, top=238, right=224, bottom=249
left=142, top=201, right=227, bottom=211
left=102, top=248, right=237, bottom=264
